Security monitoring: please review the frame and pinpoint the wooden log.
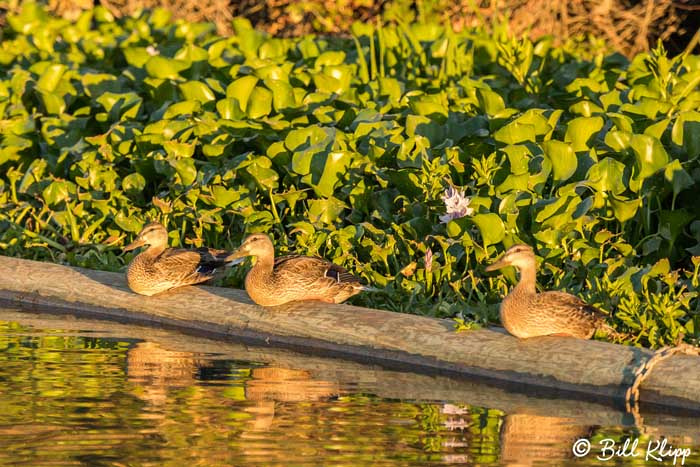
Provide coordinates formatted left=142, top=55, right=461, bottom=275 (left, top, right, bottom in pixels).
left=0, top=255, right=698, bottom=410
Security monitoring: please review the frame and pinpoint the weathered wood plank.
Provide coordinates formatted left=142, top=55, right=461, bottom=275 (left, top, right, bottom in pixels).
left=0, top=255, right=698, bottom=409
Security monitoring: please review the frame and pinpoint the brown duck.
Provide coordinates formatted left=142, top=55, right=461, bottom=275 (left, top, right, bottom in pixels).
left=229, top=233, right=371, bottom=306
left=486, top=244, right=616, bottom=339
left=123, top=222, right=241, bottom=296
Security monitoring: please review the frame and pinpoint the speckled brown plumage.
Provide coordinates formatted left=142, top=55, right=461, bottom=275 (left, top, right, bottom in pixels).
left=486, top=244, right=609, bottom=339
left=124, top=222, right=238, bottom=296
left=230, top=234, right=369, bottom=307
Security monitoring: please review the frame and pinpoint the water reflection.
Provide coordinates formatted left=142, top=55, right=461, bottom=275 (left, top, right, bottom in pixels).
left=0, top=311, right=699, bottom=467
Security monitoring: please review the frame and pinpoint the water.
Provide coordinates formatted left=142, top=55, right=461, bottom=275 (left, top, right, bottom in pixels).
left=0, top=308, right=698, bottom=467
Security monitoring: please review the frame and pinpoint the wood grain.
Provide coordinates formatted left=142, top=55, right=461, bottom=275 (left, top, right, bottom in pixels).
left=0, top=255, right=698, bottom=410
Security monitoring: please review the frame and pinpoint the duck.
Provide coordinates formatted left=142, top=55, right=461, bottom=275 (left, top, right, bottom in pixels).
left=485, top=244, right=614, bottom=339
left=123, top=222, right=241, bottom=296
left=228, top=233, right=370, bottom=306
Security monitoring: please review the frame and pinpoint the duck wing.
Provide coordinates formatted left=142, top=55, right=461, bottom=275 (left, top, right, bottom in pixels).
left=156, top=248, right=232, bottom=283
left=531, top=291, right=606, bottom=327
left=273, top=255, right=362, bottom=286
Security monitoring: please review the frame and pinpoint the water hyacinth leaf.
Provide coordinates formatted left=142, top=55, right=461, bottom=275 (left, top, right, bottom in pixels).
left=115, top=212, right=143, bottom=233
left=512, top=109, right=551, bottom=137
left=671, top=111, right=700, bottom=159
left=604, top=130, right=631, bottom=152
left=308, top=197, right=346, bottom=224
left=96, top=92, right=142, bottom=120
left=471, top=213, right=505, bottom=247
left=630, top=134, right=669, bottom=182
left=123, top=47, right=152, bottom=67
left=586, top=158, right=626, bottom=194
left=245, top=156, right=279, bottom=189
left=542, top=140, right=576, bottom=181
left=476, top=88, right=505, bottom=116
left=265, top=79, right=296, bottom=112
left=310, top=151, right=352, bottom=198
left=564, top=116, right=604, bottom=152
left=36, top=64, right=67, bottom=92
left=35, top=89, right=65, bottom=115
left=216, top=98, right=245, bottom=120
left=663, top=160, right=694, bottom=198
left=163, top=100, right=201, bottom=119
left=247, top=87, right=272, bottom=118
left=315, top=51, right=346, bottom=68
left=287, top=126, right=335, bottom=175
left=210, top=185, right=240, bottom=208
left=494, top=122, right=536, bottom=145
left=169, top=158, right=197, bottom=185
left=163, top=141, right=195, bottom=158
left=42, top=180, right=76, bottom=206
left=610, top=196, right=640, bottom=223
left=658, top=209, right=694, bottom=245
left=226, top=75, right=258, bottom=112
left=644, top=118, right=670, bottom=140
left=409, top=95, right=448, bottom=120
left=144, top=56, right=189, bottom=79
left=178, top=81, right=215, bottom=102
left=501, top=144, right=530, bottom=175
left=122, top=173, right=146, bottom=193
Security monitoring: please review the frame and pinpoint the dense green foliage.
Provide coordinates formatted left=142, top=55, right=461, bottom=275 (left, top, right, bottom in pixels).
left=1, top=4, right=699, bottom=347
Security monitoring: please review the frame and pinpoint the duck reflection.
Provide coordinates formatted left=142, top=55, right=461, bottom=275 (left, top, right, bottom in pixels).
left=242, top=366, right=341, bottom=432
left=126, top=341, right=199, bottom=406
left=500, top=413, right=592, bottom=466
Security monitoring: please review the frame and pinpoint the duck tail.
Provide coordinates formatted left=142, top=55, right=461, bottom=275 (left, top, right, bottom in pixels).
left=357, top=285, right=382, bottom=293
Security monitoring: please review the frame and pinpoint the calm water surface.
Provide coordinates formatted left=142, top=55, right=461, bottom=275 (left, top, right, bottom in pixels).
left=0, top=308, right=698, bottom=467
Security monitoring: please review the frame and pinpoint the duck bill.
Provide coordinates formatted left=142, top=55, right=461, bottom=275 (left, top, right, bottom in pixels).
left=225, top=248, right=248, bottom=262
left=123, top=238, right=145, bottom=252
left=485, top=257, right=508, bottom=272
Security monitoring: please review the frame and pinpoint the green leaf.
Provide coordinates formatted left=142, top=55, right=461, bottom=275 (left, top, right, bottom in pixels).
left=493, top=122, right=536, bottom=145
left=476, top=88, right=505, bottom=116
left=96, top=92, right=142, bottom=120
left=122, top=173, right=146, bottom=193
left=671, top=111, right=700, bottom=159
left=664, top=159, right=694, bottom=198
left=36, top=64, right=67, bottom=92
left=265, top=79, right=295, bottom=112
left=542, top=140, right=576, bottom=181
left=308, top=197, right=346, bottom=224
left=169, top=158, right=197, bottom=186
left=247, top=87, right=272, bottom=118
left=586, top=157, right=626, bottom=194
left=226, top=75, right=258, bottom=112
left=629, top=134, right=669, bottom=182
left=210, top=185, right=241, bottom=208
left=245, top=156, right=279, bottom=189
left=309, top=150, right=353, bottom=198
left=471, top=213, right=505, bottom=247
left=42, top=180, right=76, bottom=206
left=178, top=81, right=215, bottom=103
left=115, top=212, right=143, bottom=233
left=144, top=56, right=190, bottom=79
left=609, top=196, right=640, bottom=223
left=564, top=116, right=604, bottom=152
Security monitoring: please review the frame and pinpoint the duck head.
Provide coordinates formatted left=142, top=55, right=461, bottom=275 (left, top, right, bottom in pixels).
left=123, top=222, right=168, bottom=252
left=485, top=244, right=536, bottom=271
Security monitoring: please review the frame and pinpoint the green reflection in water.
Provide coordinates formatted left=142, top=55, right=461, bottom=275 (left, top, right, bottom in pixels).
left=0, top=318, right=698, bottom=467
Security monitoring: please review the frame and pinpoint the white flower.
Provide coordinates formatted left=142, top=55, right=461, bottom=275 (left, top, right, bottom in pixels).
left=439, top=185, right=473, bottom=223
